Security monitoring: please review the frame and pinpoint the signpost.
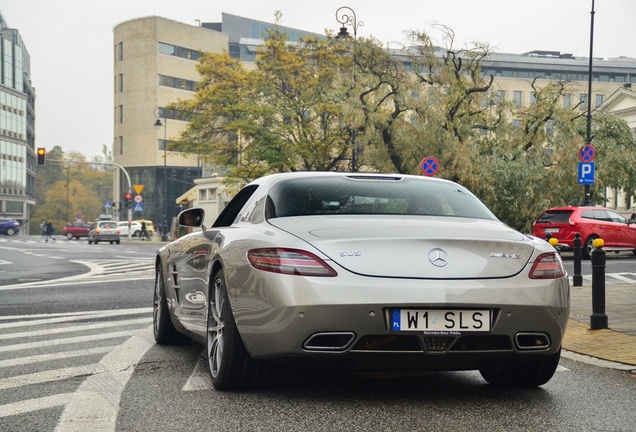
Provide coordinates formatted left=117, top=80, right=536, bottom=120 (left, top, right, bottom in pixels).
left=578, top=144, right=595, bottom=185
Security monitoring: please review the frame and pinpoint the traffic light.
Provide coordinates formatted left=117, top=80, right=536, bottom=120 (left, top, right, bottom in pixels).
left=37, top=148, right=46, bottom=165
left=124, top=192, right=132, bottom=209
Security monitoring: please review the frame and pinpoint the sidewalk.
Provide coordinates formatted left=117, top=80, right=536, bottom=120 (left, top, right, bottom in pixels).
left=564, top=282, right=636, bottom=367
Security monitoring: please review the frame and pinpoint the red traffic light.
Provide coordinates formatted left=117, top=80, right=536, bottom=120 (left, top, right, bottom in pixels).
left=37, top=148, right=46, bottom=165
left=124, top=192, right=132, bottom=200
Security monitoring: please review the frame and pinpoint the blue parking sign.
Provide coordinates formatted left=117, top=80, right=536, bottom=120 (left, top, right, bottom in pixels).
left=578, top=162, right=595, bottom=184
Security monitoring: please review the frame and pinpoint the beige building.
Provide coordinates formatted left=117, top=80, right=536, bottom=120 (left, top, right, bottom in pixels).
left=113, top=16, right=228, bottom=228
left=598, top=84, right=636, bottom=211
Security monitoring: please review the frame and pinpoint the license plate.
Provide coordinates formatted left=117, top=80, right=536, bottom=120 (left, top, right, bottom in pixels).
left=392, top=309, right=491, bottom=333
left=544, top=228, right=559, bottom=233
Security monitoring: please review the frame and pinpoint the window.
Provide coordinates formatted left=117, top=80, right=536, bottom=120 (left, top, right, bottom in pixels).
left=546, top=120, right=554, bottom=137
left=115, top=42, right=123, bottom=61
left=158, top=75, right=197, bottom=92
left=118, top=74, right=123, bottom=92
left=580, top=94, right=587, bottom=108
left=513, top=91, right=522, bottom=106
left=595, top=94, right=604, bottom=107
left=158, top=42, right=202, bottom=61
left=496, top=90, right=506, bottom=102
left=118, top=105, right=123, bottom=123
left=530, top=92, right=536, bottom=105
left=199, top=188, right=218, bottom=202
left=563, top=94, right=571, bottom=108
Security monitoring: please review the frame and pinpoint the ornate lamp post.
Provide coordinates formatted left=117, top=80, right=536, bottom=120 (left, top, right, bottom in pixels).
left=335, top=7, right=363, bottom=172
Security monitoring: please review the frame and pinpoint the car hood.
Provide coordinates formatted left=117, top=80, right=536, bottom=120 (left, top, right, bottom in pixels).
left=267, top=216, right=535, bottom=279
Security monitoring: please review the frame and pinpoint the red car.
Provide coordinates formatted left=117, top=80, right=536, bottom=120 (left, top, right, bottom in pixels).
left=532, top=206, right=636, bottom=259
left=63, top=222, right=92, bottom=239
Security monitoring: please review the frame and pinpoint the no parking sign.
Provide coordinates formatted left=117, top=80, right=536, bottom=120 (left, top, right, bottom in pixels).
left=420, top=156, right=439, bottom=176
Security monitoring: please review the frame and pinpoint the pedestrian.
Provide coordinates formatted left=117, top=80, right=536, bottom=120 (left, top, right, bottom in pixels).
left=45, top=221, right=56, bottom=242
left=140, top=221, right=148, bottom=241
left=40, top=220, right=46, bottom=237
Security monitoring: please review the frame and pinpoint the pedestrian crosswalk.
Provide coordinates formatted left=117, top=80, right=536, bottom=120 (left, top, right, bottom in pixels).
left=569, top=272, right=636, bottom=285
left=0, top=308, right=152, bottom=422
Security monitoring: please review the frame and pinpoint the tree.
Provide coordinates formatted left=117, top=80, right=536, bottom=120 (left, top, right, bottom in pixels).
left=32, top=146, right=113, bottom=232
left=168, top=23, right=636, bottom=232
left=170, top=28, right=353, bottom=184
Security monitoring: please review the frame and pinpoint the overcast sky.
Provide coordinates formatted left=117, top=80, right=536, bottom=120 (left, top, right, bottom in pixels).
left=1, top=0, right=634, bottom=159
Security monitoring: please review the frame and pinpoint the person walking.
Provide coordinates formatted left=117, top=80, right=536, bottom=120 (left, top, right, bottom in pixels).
left=140, top=221, right=148, bottom=241
left=45, top=221, right=56, bottom=242
left=40, top=221, right=46, bottom=238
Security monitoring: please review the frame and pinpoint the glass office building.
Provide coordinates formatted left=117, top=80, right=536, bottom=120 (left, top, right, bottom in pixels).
left=0, top=10, right=36, bottom=234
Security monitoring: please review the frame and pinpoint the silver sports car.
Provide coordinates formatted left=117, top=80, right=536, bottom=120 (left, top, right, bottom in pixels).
left=153, top=172, right=569, bottom=391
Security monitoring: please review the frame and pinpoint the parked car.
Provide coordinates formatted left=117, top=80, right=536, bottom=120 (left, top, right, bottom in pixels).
left=88, top=220, right=120, bottom=244
left=532, top=206, right=636, bottom=259
left=153, top=172, right=569, bottom=391
left=117, top=221, right=142, bottom=237
left=0, top=217, right=20, bottom=236
left=63, top=222, right=92, bottom=239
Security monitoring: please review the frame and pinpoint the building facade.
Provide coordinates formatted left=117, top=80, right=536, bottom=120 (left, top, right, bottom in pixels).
left=0, top=10, right=36, bottom=234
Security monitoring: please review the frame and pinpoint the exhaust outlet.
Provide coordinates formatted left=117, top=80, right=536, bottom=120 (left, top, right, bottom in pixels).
left=515, top=332, right=551, bottom=350
left=303, top=332, right=355, bottom=351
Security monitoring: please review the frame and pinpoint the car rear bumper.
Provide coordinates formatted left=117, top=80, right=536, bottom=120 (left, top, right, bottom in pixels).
left=229, top=271, right=569, bottom=361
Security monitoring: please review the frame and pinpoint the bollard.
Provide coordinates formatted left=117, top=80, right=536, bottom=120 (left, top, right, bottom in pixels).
left=590, top=238, right=608, bottom=330
left=572, top=232, right=583, bottom=286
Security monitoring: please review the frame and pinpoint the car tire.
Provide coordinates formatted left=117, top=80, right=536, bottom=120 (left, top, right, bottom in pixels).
left=116, top=240, right=121, bottom=244
left=133, top=230, right=141, bottom=237
left=66, top=232, right=74, bottom=240
left=153, top=264, right=187, bottom=344
left=479, top=348, right=561, bottom=387
left=207, top=269, right=271, bottom=391
left=6, top=228, right=15, bottom=236
left=583, top=235, right=598, bottom=260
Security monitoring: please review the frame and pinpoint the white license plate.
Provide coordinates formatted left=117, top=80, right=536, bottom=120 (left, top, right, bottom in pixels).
left=392, top=309, right=491, bottom=333
left=544, top=228, right=559, bottom=233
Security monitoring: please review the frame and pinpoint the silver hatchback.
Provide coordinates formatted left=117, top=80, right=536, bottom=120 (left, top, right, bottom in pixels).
left=88, top=220, right=120, bottom=244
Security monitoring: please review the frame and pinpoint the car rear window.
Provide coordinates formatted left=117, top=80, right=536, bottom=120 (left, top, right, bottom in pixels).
left=267, top=176, right=497, bottom=220
left=536, top=210, right=573, bottom=223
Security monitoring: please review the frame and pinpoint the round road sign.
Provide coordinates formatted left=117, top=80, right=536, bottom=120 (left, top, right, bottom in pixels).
left=134, top=195, right=143, bottom=203
left=579, top=144, right=595, bottom=162
left=420, top=156, right=440, bottom=176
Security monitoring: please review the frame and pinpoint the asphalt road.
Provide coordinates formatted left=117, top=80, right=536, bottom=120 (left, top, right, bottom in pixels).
left=1, top=237, right=635, bottom=431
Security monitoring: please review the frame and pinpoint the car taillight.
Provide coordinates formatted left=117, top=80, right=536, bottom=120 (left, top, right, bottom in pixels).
left=247, top=248, right=337, bottom=277
left=529, top=252, right=566, bottom=279
left=95, top=228, right=101, bottom=234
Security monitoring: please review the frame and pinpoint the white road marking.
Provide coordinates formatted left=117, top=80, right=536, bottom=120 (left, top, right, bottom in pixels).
left=55, top=326, right=155, bottom=432
left=182, top=353, right=212, bottom=391
left=0, top=307, right=151, bottom=328
left=0, top=346, right=114, bottom=368
left=0, top=317, right=151, bottom=341
left=0, top=394, right=74, bottom=418
left=0, top=330, right=139, bottom=354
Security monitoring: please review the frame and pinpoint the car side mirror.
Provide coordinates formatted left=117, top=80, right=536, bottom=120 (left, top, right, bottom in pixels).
left=178, top=208, right=205, bottom=228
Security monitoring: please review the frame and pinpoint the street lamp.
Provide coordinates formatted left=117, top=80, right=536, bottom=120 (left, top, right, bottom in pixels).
left=154, top=115, right=169, bottom=241
left=335, top=7, right=363, bottom=172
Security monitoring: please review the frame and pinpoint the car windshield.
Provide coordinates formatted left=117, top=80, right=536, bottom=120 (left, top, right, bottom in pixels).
left=266, top=176, right=497, bottom=220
